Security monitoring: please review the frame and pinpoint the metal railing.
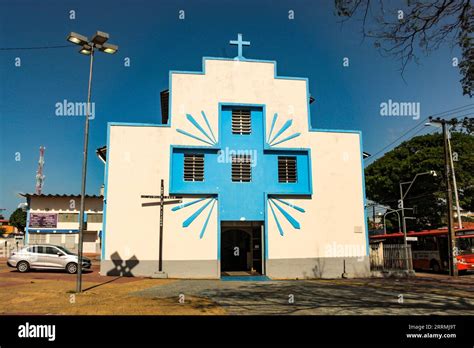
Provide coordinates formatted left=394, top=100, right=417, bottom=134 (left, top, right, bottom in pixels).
left=370, top=243, right=413, bottom=271
left=0, top=238, right=25, bottom=258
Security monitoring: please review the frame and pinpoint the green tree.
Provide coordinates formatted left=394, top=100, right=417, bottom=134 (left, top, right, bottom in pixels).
left=365, top=132, right=474, bottom=231
left=9, top=208, right=27, bottom=232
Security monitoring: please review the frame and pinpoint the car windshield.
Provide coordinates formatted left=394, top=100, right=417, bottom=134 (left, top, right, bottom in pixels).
left=55, top=246, right=76, bottom=255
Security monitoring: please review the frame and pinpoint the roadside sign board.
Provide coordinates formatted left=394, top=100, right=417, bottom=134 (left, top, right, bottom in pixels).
left=29, top=213, right=57, bottom=228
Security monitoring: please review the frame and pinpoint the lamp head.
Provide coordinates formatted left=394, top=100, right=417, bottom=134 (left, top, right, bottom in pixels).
left=79, top=44, right=92, bottom=55
left=67, top=32, right=88, bottom=46
left=98, top=42, right=118, bottom=54
left=91, top=31, right=109, bottom=45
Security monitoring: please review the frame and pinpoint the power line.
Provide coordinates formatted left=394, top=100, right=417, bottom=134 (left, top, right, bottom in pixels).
left=366, top=191, right=445, bottom=210
left=365, top=104, right=474, bottom=163
left=429, top=104, right=474, bottom=117
left=452, top=112, right=474, bottom=119
left=0, top=45, right=72, bottom=51
left=366, top=118, right=428, bottom=162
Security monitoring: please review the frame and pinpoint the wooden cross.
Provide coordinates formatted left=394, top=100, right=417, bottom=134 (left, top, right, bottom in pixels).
left=141, top=179, right=182, bottom=272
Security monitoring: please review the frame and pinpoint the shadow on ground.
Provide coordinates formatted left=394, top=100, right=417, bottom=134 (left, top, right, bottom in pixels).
left=133, top=278, right=474, bottom=315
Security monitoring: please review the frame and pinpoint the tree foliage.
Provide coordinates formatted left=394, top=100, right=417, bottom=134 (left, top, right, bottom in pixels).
left=365, top=132, right=474, bottom=231
left=335, top=0, right=474, bottom=97
left=9, top=208, right=26, bottom=232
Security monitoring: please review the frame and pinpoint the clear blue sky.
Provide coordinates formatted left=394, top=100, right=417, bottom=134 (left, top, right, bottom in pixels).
left=0, top=0, right=471, bottom=217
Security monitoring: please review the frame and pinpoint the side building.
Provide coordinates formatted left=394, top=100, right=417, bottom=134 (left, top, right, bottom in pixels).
left=21, top=194, right=103, bottom=254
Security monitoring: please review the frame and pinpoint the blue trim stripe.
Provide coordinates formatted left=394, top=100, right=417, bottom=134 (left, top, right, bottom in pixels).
left=107, top=122, right=169, bottom=127
left=270, top=199, right=300, bottom=229
left=271, top=132, right=301, bottom=146
left=310, top=128, right=361, bottom=134
left=176, top=129, right=214, bottom=146
left=101, top=123, right=111, bottom=260
left=269, top=119, right=292, bottom=144
left=267, top=113, right=278, bottom=143
left=25, top=203, right=31, bottom=244
left=29, top=229, right=79, bottom=233
left=217, top=198, right=221, bottom=261
left=268, top=199, right=284, bottom=236
left=199, top=199, right=216, bottom=239
left=272, top=198, right=305, bottom=213
left=264, top=193, right=269, bottom=262
left=186, top=114, right=216, bottom=145
left=201, top=111, right=217, bottom=143
left=183, top=198, right=215, bottom=227
left=221, top=275, right=271, bottom=281
left=359, top=132, right=370, bottom=256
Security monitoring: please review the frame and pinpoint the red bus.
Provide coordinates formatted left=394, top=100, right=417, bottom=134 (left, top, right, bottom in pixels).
left=370, top=227, right=474, bottom=273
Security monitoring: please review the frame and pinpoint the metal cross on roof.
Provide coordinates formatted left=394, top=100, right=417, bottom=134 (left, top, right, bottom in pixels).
left=229, top=33, right=250, bottom=60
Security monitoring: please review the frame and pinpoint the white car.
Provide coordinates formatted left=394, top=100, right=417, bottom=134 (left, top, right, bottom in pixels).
left=7, top=244, right=91, bottom=274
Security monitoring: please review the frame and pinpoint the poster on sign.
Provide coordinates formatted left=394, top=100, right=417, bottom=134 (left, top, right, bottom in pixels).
left=29, top=213, right=58, bottom=228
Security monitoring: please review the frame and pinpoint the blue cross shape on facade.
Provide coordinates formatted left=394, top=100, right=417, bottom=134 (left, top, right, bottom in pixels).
left=171, top=104, right=312, bottom=239
left=229, top=33, right=250, bottom=60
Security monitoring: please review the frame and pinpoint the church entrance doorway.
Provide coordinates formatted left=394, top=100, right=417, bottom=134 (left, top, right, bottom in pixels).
left=220, top=221, right=264, bottom=276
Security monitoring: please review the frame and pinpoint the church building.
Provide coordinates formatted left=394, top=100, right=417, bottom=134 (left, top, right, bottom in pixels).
left=100, top=35, right=370, bottom=279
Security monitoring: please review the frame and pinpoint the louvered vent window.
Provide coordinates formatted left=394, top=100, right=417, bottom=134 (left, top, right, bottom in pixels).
left=232, top=109, right=251, bottom=134
left=231, top=155, right=252, bottom=182
left=278, top=156, right=297, bottom=183
left=184, top=154, right=204, bottom=182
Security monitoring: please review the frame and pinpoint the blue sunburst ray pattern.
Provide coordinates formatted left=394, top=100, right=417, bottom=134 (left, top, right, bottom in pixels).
left=173, top=197, right=217, bottom=239
left=176, top=110, right=218, bottom=146
left=267, top=117, right=301, bottom=146
left=267, top=113, right=278, bottom=143
left=268, top=198, right=304, bottom=236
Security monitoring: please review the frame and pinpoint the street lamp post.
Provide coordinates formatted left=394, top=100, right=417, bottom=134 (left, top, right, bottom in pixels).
left=66, top=31, right=118, bottom=293
left=399, top=171, right=437, bottom=271
left=382, top=208, right=401, bottom=235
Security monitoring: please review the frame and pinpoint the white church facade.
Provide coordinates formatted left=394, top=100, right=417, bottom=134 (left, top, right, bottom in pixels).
left=99, top=35, right=370, bottom=279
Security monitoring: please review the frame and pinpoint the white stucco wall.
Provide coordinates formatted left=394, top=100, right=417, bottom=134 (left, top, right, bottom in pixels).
left=267, top=132, right=366, bottom=260
left=104, top=126, right=218, bottom=262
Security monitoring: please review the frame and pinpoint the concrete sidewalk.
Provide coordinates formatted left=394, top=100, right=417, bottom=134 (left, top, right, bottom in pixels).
left=133, top=275, right=474, bottom=315
left=1, top=256, right=473, bottom=315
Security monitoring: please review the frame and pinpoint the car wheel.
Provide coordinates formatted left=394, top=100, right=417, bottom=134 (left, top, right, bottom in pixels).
left=17, top=261, right=30, bottom=273
left=431, top=260, right=441, bottom=273
left=66, top=262, right=78, bottom=274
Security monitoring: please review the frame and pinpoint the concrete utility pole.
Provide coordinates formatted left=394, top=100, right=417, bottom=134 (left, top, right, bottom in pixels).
left=398, top=187, right=409, bottom=271
left=429, top=117, right=458, bottom=276
left=447, top=130, right=463, bottom=229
